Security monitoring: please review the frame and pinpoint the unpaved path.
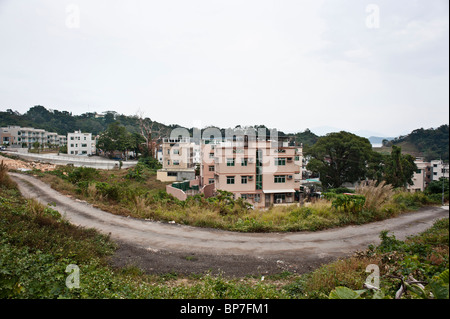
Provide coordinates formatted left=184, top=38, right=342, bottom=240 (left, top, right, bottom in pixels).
left=9, top=172, right=449, bottom=277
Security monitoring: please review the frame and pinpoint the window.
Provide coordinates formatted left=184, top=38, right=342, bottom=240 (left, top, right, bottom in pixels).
left=241, top=176, right=248, bottom=184
left=209, top=153, right=214, bottom=158
left=173, top=160, right=180, bottom=165
left=226, top=158, right=235, bottom=166
left=241, top=194, right=247, bottom=200
left=226, top=176, right=235, bottom=184
left=275, top=158, right=286, bottom=166
left=295, top=156, right=300, bottom=161
left=71, top=137, right=74, bottom=140
left=167, top=172, right=177, bottom=177
left=70, top=144, right=74, bottom=147
left=208, top=165, right=214, bottom=171
left=167, top=160, right=170, bottom=166
left=81, top=144, right=87, bottom=147
left=241, top=158, right=248, bottom=166
left=173, top=149, right=180, bottom=154
left=274, top=175, right=286, bottom=183
left=208, top=178, right=215, bottom=184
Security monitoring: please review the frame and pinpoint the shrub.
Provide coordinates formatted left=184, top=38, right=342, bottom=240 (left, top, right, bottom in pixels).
left=94, top=182, right=120, bottom=201
left=67, top=167, right=99, bottom=184
left=331, top=194, right=366, bottom=213
left=393, top=192, right=431, bottom=210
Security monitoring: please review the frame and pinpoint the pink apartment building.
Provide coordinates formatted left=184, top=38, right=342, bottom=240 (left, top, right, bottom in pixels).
left=202, top=137, right=302, bottom=209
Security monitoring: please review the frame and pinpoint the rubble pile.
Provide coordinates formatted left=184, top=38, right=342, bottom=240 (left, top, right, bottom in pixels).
left=0, top=154, right=56, bottom=172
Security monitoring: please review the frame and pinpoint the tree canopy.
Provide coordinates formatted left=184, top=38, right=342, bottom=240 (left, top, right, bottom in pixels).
left=306, top=131, right=374, bottom=188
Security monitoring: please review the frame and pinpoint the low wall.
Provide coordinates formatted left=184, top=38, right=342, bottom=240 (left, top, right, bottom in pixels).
left=166, top=185, right=188, bottom=201
left=202, top=183, right=215, bottom=198
left=4, top=152, right=137, bottom=170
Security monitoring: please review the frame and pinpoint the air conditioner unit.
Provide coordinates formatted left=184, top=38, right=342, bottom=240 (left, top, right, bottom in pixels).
left=287, top=175, right=293, bottom=179
left=287, top=157, right=293, bottom=162
left=248, top=158, right=254, bottom=163
left=248, top=175, right=253, bottom=180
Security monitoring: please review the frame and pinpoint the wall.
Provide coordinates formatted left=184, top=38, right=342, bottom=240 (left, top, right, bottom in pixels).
left=166, top=185, right=187, bottom=201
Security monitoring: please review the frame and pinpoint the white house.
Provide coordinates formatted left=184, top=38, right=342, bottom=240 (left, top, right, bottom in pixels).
left=67, top=131, right=96, bottom=155
left=431, top=160, right=449, bottom=181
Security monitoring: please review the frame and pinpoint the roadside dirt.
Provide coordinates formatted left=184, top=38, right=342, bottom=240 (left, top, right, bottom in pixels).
left=0, top=154, right=56, bottom=171
left=9, top=172, right=449, bottom=277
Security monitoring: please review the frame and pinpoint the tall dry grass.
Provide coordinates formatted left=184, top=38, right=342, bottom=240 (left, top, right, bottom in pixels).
left=355, top=180, right=394, bottom=212
left=0, top=160, right=17, bottom=189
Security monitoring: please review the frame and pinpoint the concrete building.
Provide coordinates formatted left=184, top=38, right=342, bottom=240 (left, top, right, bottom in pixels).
left=431, top=160, right=449, bottom=181
left=408, top=158, right=432, bottom=192
left=210, top=136, right=302, bottom=208
left=156, top=137, right=196, bottom=182
left=67, top=130, right=96, bottom=155
left=0, top=125, right=67, bottom=148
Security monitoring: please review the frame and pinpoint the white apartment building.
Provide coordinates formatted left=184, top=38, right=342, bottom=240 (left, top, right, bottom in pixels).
left=0, top=125, right=67, bottom=148
left=67, top=131, right=96, bottom=155
left=431, top=160, right=449, bottom=181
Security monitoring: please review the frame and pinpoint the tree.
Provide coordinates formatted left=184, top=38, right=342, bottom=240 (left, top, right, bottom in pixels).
left=137, top=113, right=169, bottom=158
left=382, top=145, right=417, bottom=188
left=306, top=131, right=374, bottom=188
left=97, top=121, right=132, bottom=158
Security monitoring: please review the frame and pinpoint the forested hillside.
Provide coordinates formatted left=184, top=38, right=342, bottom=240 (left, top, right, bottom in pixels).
left=0, top=106, right=174, bottom=136
left=386, top=125, right=449, bottom=161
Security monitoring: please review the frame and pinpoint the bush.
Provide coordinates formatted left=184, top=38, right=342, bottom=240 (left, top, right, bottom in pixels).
left=393, top=192, right=431, bottom=210
left=331, top=194, right=366, bottom=213
left=138, top=157, right=162, bottom=170
left=67, top=167, right=99, bottom=184
left=94, top=182, right=120, bottom=201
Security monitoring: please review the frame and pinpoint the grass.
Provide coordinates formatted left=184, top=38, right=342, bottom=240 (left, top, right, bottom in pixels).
left=16, top=164, right=445, bottom=233
left=0, top=167, right=448, bottom=299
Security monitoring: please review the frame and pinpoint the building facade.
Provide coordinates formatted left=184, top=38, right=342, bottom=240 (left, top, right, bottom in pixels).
left=67, top=131, right=96, bottom=155
left=156, top=137, right=196, bottom=182
left=431, top=160, right=449, bottom=181
left=209, top=137, right=302, bottom=208
left=0, top=126, right=67, bottom=148
left=408, top=158, right=432, bottom=192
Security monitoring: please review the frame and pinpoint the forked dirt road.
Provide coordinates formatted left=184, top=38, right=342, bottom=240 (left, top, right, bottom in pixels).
left=9, top=172, right=449, bottom=277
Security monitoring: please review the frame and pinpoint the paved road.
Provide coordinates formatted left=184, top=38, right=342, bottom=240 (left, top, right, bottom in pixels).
left=9, top=172, right=449, bottom=276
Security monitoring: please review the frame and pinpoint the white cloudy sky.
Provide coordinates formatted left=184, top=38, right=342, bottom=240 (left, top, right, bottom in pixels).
left=0, top=0, right=448, bottom=137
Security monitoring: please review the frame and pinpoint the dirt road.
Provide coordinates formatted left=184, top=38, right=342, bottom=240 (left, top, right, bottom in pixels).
left=9, top=172, right=449, bottom=277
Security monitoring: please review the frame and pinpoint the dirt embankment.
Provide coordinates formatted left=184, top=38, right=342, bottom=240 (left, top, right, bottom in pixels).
left=0, top=154, right=56, bottom=172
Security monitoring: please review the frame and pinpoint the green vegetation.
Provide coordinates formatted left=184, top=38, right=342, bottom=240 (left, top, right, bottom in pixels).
left=306, top=132, right=418, bottom=189
left=306, top=131, right=374, bottom=189
left=386, top=124, right=449, bottom=161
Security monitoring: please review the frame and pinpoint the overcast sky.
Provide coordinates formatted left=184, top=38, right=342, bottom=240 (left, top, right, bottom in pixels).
left=0, top=0, right=448, bottom=137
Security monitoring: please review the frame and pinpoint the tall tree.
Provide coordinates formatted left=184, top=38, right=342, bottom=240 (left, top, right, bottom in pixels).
left=97, top=121, right=132, bottom=158
left=382, top=145, right=417, bottom=188
left=306, top=131, right=374, bottom=188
